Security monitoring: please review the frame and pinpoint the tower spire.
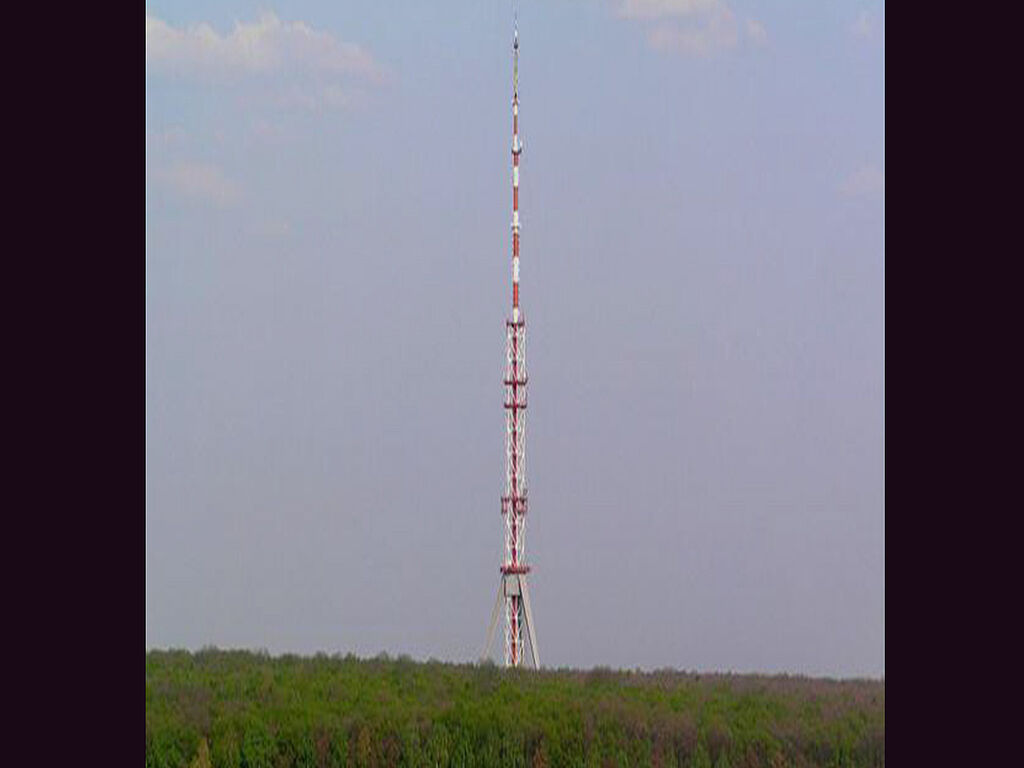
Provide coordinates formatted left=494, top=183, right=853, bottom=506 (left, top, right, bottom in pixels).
left=483, top=13, right=539, bottom=670
left=513, top=16, right=519, bottom=99
left=511, top=21, right=521, bottom=324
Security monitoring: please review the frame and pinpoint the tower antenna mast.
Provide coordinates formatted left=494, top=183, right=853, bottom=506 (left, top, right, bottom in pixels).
left=483, top=11, right=540, bottom=669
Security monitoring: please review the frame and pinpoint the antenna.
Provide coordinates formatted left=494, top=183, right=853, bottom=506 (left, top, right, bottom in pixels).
left=483, top=10, right=539, bottom=670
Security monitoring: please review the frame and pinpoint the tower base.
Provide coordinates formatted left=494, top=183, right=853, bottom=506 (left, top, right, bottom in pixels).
left=481, top=572, right=540, bottom=668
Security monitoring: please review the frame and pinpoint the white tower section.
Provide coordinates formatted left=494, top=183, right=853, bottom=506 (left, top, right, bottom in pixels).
left=483, top=19, right=539, bottom=670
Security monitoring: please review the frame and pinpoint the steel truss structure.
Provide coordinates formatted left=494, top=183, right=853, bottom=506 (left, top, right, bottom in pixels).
left=483, top=20, right=539, bottom=669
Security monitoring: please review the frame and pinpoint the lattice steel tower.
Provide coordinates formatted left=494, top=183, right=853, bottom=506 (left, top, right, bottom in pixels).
left=483, top=19, right=539, bottom=669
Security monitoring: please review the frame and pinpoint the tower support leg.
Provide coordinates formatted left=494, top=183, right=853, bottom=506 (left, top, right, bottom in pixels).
left=519, top=575, right=540, bottom=669
left=482, top=573, right=540, bottom=669
left=482, top=579, right=504, bottom=661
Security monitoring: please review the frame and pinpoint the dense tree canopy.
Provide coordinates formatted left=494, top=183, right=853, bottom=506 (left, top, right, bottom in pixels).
left=146, top=650, right=883, bottom=768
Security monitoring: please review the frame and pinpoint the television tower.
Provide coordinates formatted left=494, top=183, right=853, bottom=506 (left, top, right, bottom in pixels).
left=483, top=16, right=539, bottom=669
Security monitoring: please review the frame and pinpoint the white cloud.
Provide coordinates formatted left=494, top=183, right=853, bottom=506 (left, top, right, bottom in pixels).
left=619, top=0, right=721, bottom=19
left=745, top=18, right=767, bottom=45
left=619, top=0, right=763, bottom=57
left=154, top=162, right=242, bottom=208
left=840, top=164, right=884, bottom=197
left=273, top=83, right=362, bottom=111
left=146, top=12, right=379, bottom=79
left=146, top=12, right=381, bottom=108
left=647, top=8, right=738, bottom=56
left=852, top=12, right=872, bottom=38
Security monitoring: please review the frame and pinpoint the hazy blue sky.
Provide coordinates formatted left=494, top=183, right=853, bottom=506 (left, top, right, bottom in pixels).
left=146, top=0, right=884, bottom=677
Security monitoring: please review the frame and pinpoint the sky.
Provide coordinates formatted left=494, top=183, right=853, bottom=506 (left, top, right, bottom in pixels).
left=146, top=0, right=884, bottom=678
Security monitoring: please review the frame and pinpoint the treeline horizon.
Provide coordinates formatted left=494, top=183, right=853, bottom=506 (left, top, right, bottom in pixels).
left=147, top=646, right=883, bottom=682
left=146, top=648, right=884, bottom=767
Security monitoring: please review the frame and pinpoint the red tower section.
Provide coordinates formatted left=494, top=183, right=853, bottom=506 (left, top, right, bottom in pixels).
left=484, top=22, right=539, bottom=670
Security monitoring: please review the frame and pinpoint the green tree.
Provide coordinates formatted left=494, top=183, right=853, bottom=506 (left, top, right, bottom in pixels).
left=326, top=730, right=349, bottom=768
left=241, top=721, right=276, bottom=768
left=145, top=650, right=883, bottom=768
left=148, top=732, right=185, bottom=768
left=290, top=733, right=317, bottom=768
left=397, top=726, right=421, bottom=768
left=500, top=730, right=527, bottom=768
left=211, top=731, right=241, bottom=768
left=425, top=723, right=452, bottom=768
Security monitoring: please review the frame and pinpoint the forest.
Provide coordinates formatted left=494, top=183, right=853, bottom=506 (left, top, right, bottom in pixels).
left=145, top=649, right=883, bottom=768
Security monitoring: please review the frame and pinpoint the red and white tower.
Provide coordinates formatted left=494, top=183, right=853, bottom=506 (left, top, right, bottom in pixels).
left=483, top=20, right=539, bottom=669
